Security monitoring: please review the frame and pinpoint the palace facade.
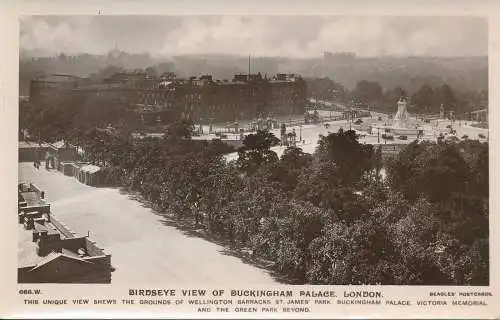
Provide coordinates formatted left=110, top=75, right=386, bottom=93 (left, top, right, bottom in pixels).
left=29, top=72, right=307, bottom=123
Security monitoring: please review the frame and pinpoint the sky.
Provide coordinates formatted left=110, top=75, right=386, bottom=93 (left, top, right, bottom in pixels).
left=20, top=15, right=488, bottom=58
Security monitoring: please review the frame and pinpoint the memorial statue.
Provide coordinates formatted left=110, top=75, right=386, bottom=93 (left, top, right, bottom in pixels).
left=393, top=97, right=409, bottom=129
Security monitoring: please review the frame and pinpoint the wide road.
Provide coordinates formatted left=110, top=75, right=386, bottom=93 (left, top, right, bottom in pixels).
left=19, top=162, right=277, bottom=284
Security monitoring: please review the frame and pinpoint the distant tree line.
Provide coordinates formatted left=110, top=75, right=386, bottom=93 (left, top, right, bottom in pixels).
left=350, top=80, right=487, bottom=116
left=306, top=77, right=348, bottom=103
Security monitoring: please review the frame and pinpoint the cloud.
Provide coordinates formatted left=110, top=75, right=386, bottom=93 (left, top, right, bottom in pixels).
left=20, top=16, right=96, bottom=55
left=20, top=15, right=487, bottom=57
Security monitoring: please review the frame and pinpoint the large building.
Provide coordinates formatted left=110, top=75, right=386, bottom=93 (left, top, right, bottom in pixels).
left=323, top=52, right=356, bottom=63
left=466, top=108, right=488, bottom=124
left=29, top=72, right=308, bottom=123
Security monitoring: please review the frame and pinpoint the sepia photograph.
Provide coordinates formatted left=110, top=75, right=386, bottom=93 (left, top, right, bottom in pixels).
left=17, top=14, right=489, bottom=288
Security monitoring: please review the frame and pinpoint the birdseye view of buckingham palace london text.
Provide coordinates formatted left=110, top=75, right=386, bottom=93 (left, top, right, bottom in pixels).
left=17, top=16, right=488, bottom=286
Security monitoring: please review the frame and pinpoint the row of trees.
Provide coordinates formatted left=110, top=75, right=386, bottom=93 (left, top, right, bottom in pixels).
left=349, top=80, right=486, bottom=116
left=411, top=84, right=456, bottom=114
left=20, top=97, right=489, bottom=284
left=306, top=77, right=348, bottom=103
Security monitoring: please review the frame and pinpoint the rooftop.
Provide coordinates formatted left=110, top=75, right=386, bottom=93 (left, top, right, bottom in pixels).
left=33, top=72, right=300, bottom=90
left=217, top=81, right=247, bottom=86
left=19, top=141, right=50, bottom=149
left=72, top=83, right=111, bottom=91
left=18, top=213, right=107, bottom=269
left=34, top=74, right=81, bottom=83
left=80, top=164, right=101, bottom=174
left=20, top=191, right=45, bottom=207
left=49, top=140, right=67, bottom=149
left=469, top=108, right=488, bottom=114
left=18, top=215, right=73, bottom=267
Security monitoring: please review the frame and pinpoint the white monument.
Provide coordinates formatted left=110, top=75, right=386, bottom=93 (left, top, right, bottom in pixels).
left=370, top=96, right=421, bottom=138
left=393, top=97, right=409, bottom=129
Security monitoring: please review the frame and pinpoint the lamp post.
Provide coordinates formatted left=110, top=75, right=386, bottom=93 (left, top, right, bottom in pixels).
left=299, top=125, right=302, bottom=143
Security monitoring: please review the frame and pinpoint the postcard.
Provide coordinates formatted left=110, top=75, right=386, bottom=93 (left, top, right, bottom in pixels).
left=0, top=1, right=498, bottom=318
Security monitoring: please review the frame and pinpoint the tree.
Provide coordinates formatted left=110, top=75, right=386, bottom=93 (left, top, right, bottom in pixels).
left=237, top=130, right=280, bottom=174
left=307, top=216, right=396, bottom=285
left=242, top=130, right=280, bottom=151
left=412, top=84, right=434, bottom=113
left=353, top=80, right=383, bottom=103
left=97, top=65, right=124, bottom=79
left=386, top=139, right=488, bottom=284
left=165, top=118, right=194, bottom=140
left=436, top=84, right=456, bottom=112
left=373, top=145, right=383, bottom=179
left=294, top=159, right=371, bottom=223
left=387, top=197, right=449, bottom=284
left=315, top=129, right=374, bottom=186
left=388, top=86, right=407, bottom=101
left=266, top=147, right=313, bottom=192
left=145, top=66, right=158, bottom=77
left=306, top=77, right=347, bottom=102
left=387, top=140, right=471, bottom=203
left=256, top=199, right=324, bottom=281
left=225, top=172, right=286, bottom=244
left=198, top=161, right=242, bottom=234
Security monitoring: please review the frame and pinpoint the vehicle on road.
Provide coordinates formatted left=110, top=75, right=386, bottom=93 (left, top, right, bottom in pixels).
left=382, top=134, right=394, bottom=140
